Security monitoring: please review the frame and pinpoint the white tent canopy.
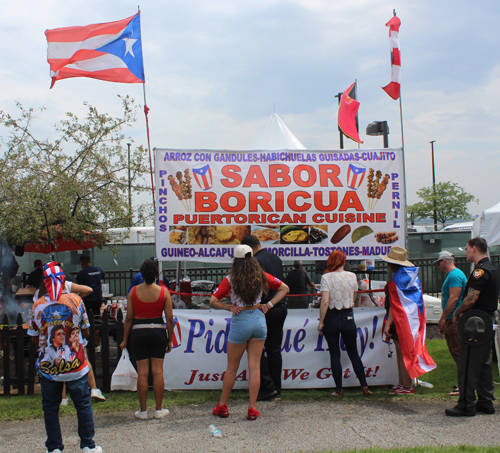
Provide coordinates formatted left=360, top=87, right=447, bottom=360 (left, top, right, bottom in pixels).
left=472, top=202, right=500, bottom=247
left=249, top=113, right=306, bottom=150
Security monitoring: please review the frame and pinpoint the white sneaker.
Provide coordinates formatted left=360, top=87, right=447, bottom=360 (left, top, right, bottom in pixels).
left=91, top=388, right=106, bottom=401
left=134, top=410, right=148, bottom=420
left=81, top=446, right=103, bottom=453
left=46, top=449, right=63, bottom=453
left=60, top=398, right=68, bottom=406
left=154, top=408, right=170, bottom=419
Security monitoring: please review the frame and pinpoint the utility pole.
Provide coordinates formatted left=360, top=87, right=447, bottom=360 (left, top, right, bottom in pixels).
left=430, top=140, right=437, bottom=231
left=127, top=143, right=132, bottom=227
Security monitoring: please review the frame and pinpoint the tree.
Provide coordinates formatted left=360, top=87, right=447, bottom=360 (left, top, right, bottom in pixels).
left=0, top=96, right=152, bottom=250
left=408, top=182, right=478, bottom=227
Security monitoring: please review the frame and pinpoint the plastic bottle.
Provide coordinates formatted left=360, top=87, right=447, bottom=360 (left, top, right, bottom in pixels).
left=209, top=424, right=222, bottom=438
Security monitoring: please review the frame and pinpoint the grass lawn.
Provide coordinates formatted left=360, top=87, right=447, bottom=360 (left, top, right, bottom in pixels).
left=1, top=339, right=499, bottom=422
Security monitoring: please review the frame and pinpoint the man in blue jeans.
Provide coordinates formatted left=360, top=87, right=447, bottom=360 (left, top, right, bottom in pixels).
left=28, top=262, right=103, bottom=453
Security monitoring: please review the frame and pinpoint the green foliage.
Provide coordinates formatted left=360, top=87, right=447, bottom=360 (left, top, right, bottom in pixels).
left=0, top=97, right=152, bottom=249
left=408, top=182, right=478, bottom=227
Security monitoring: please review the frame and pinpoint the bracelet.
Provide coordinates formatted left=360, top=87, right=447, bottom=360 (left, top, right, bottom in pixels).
left=267, top=302, right=273, bottom=309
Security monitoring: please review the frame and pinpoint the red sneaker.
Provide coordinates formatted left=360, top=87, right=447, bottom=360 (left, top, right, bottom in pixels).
left=247, top=407, right=260, bottom=420
left=392, top=386, right=414, bottom=395
left=389, top=384, right=402, bottom=394
left=212, top=403, right=229, bottom=418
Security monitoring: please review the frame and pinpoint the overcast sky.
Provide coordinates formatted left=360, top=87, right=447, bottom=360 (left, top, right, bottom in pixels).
left=1, top=0, right=499, bottom=219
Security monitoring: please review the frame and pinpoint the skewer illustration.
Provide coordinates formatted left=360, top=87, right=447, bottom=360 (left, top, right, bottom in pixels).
left=373, top=174, right=390, bottom=209
left=168, top=174, right=189, bottom=211
left=366, top=169, right=389, bottom=209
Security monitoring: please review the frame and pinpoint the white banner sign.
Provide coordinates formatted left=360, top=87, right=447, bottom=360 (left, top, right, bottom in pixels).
left=164, top=307, right=397, bottom=390
left=155, top=148, right=406, bottom=262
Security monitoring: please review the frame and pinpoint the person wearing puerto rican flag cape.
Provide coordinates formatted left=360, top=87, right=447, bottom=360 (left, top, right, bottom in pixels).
left=380, top=247, right=436, bottom=395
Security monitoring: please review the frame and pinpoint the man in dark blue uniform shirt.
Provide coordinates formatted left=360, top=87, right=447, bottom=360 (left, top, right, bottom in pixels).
left=27, top=259, right=44, bottom=288
left=77, top=255, right=106, bottom=318
left=446, top=237, right=499, bottom=417
left=242, top=234, right=287, bottom=400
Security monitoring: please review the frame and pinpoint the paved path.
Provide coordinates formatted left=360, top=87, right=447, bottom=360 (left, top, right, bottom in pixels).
left=2, top=400, right=499, bottom=452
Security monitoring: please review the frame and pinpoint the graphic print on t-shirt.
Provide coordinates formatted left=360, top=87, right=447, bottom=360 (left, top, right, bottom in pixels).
left=29, top=293, right=89, bottom=381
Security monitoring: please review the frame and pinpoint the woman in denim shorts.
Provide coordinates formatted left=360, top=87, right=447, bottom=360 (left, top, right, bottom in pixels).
left=210, top=244, right=289, bottom=420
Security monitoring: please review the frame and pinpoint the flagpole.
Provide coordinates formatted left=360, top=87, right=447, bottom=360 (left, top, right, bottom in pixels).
left=137, top=5, right=156, bottom=209
left=143, top=82, right=156, bottom=209
left=398, top=66, right=408, bottom=251
left=393, top=8, right=408, bottom=251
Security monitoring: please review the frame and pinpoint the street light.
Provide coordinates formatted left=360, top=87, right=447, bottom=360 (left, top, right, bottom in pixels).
left=366, top=121, right=389, bottom=148
left=429, top=140, right=437, bottom=231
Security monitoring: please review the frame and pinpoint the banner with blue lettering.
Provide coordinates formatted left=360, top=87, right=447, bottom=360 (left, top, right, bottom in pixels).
left=155, top=148, right=405, bottom=262
left=163, top=308, right=397, bottom=390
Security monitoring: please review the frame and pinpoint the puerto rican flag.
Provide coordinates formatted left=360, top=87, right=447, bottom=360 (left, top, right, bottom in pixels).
left=382, top=15, right=401, bottom=100
left=171, top=316, right=182, bottom=349
left=387, top=267, right=436, bottom=378
left=346, top=163, right=366, bottom=190
left=192, top=164, right=213, bottom=191
left=45, top=13, right=145, bottom=88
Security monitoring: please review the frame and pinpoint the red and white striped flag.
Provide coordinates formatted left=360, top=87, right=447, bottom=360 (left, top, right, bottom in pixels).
left=382, top=15, right=401, bottom=100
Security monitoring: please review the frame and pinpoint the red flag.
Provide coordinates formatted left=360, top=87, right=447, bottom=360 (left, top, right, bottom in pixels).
left=338, top=82, right=363, bottom=144
left=382, top=16, right=401, bottom=100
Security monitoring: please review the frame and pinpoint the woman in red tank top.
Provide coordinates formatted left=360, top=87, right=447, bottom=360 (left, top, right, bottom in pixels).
left=120, top=258, right=174, bottom=420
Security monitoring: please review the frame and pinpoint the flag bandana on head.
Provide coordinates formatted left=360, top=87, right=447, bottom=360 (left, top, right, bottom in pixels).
left=43, top=262, right=66, bottom=301
left=387, top=267, right=436, bottom=378
left=382, top=15, right=401, bottom=100
left=45, top=12, right=145, bottom=88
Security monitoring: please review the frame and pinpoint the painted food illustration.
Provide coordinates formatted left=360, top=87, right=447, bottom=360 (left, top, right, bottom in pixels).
left=351, top=226, right=374, bottom=243
left=169, top=229, right=186, bottom=244
left=188, top=226, right=216, bottom=244
left=330, top=225, right=351, bottom=244
left=375, top=231, right=398, bottom=243
left=282, top=230, right=308, bottom=243
left=367, top=169, right=389, bottom=209
left=309, top=227, right=328, bottom=243
left=252, top=228, right=280, bottom=242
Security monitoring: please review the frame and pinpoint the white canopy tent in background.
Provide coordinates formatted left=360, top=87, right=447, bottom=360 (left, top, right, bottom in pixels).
left=472, top=202, right=500, bottom=247
left=169, top=112, right=306, bottom=287
left=249, top=113, right=306, bottom=150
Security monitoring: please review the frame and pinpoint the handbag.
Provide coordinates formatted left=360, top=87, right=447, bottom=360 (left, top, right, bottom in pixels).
left=111, top=348, right=138, bottom=391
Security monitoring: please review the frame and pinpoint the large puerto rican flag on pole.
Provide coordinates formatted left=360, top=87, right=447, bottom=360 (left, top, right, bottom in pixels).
left=387, top=267, right=436, bottom=379
left=45, top=13, right=145, bottom=88
left=382, top=15, right=401, bottom=100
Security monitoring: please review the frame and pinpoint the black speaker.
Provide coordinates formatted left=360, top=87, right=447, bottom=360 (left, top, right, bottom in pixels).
left=14, top=245, right=25, bottom=257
